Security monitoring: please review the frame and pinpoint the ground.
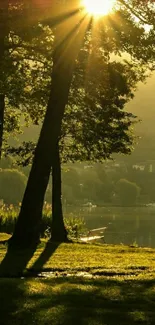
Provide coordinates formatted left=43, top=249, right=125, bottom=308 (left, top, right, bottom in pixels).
left=0, top=233, right=155, bottom=324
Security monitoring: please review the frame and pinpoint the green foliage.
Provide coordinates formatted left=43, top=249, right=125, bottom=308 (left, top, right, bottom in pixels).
left=0, top=203, right=87, bottom=239
left=42, top=210, right=87, bottom=239
left=0, top=169, right=27, bottom=204
left=7, top=2, right=155, bottom=166
left=0, top=204, right=19, bottom=234
left=1, top=4, right=54, bottom=151
left=1, top=160, right=154, bottom=207
left=116, top=178, right=141, bottom=206
left=64, top=214, right=87, bottom=238
left=61, top=162, right=155, bottom=205
left=61, top=163, right=117, bottom=205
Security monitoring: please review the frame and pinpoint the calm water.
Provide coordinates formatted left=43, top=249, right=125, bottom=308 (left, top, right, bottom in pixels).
left=65, top=206, right=155, bottom=248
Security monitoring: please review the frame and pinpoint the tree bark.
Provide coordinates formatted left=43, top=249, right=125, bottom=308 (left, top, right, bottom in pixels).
left=9, top=12, right=87, bottom=248
left=51, top=142, right=68, bottom=242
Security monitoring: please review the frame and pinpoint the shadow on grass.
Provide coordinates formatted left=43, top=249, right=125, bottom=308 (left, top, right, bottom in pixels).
left=0, top=242, right=39, bottom=277
left=0, top=277, right=155, bottom=325
left=29, top=241, right=59, bottom=274
left=0, top=278, right=26, bottom=325
left=0, top=240, right=59, bottom=277
left=0, top=240, right=60, bottom=324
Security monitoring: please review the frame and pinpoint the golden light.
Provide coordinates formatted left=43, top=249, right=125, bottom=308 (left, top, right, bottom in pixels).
left=83, top=0, right=115, bottom=16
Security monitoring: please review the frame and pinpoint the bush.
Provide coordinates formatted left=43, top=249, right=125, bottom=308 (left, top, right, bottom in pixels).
left=41, top=206, right=87, bottom=239
left=0, top=169, right=27, bottom=204
left=64, top=213, right=87, bottom=238
left=0, top=204, right=18, bottom=234
left=0, top=203, right=87, bottom=239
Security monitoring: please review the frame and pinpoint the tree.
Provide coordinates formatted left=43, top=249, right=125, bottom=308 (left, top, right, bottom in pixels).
left=0, top=0, right=67, bottom=244
left=50, top=44, right=143, bottom=240
left=116, top=178, right=140, bottom=206
left=9, top=1, right=86, bottom=247
left=12, top=33, right=154, bottom=239
left=9, top=36, right=153, bottom=241
left=0, top=0, right=57, bottom=157
left=94, top=164, right=114, bottom=203
left=8, top=43, right=146, bottom=240
left=0, top=0, right=56, bottom=157
left=0, top=169, right=27, bottom=204
left=9, top=0, right=155, bottom=247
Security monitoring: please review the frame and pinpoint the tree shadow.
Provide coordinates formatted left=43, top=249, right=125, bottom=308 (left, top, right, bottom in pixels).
left=0, top=278, right=26, bottom=325
left=29, top=241, right=59, bottom=274
left=28, top=278, right=155, bottom=325
left=1, top=277, right=155, bottom=325
left=0, top=242, right=39, bottom=277
left=0, top=240, right=60, bottom=324
left=0, top=240, right=59, bottom=277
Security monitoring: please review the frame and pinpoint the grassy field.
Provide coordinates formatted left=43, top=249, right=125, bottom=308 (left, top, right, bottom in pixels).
left=0, top=233, right=155, bottom=324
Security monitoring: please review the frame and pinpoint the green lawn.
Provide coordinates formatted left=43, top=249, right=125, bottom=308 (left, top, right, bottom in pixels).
left=0, top=234, right=155, bottom=324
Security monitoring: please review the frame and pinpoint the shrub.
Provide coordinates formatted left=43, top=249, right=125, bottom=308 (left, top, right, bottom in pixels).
left=64, top=213, right=87, bottom=238
left=0, top=169, right=27, bottom=204
left=0, top=203, right=87, bottom=239
left=0, top=204, right=18, bottom=234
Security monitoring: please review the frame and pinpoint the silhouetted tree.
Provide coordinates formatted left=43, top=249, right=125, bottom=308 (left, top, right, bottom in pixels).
left=9, top=0, right=155, bottom=247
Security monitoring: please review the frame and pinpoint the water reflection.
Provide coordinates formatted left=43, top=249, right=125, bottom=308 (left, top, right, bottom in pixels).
left=65, top=206, right=155, bottom=248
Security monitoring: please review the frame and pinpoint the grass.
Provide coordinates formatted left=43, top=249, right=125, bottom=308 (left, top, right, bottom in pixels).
left=0, top=235, right=155, bottom=324
left=1, top=277, right=155, bottom=325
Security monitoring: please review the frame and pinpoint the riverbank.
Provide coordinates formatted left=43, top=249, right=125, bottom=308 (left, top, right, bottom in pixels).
left=0, top=236, right=155, bottom=324
left=1, top=234, right=155, bottom=277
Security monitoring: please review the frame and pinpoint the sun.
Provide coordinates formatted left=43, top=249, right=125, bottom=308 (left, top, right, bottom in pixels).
left=83, top=0, right=114, bottom=16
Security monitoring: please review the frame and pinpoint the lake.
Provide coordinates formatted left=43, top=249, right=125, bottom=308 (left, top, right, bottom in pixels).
left=64, top=206, right=155, bottom=248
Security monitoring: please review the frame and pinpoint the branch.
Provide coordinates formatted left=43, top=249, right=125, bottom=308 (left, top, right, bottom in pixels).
left=118, top=0, right=154, bottom=25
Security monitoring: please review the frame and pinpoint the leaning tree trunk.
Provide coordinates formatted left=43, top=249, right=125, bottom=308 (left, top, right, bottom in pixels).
left=51, top=142, right=68, bottom=242
left=9, top=12, right=87, bottom=248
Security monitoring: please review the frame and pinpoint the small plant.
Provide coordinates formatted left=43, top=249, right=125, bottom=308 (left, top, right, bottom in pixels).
left=130, top=240, right=139, bottom=248
left=43, top=226, right=51, bottom=239
left=0, top=203, right=88, bottom=240
left=64, top=213, right=87, bottom=239
left=0, top=204, right=19, bottom=234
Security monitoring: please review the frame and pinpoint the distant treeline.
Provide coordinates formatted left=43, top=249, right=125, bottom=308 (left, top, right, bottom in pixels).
left=1, top=157, right=155, bottom=206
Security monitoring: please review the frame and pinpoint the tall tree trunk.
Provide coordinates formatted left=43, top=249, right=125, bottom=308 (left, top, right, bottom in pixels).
left=9, top=12, right=87, bottom=248
left=51, top=142, right=68, bottom=242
